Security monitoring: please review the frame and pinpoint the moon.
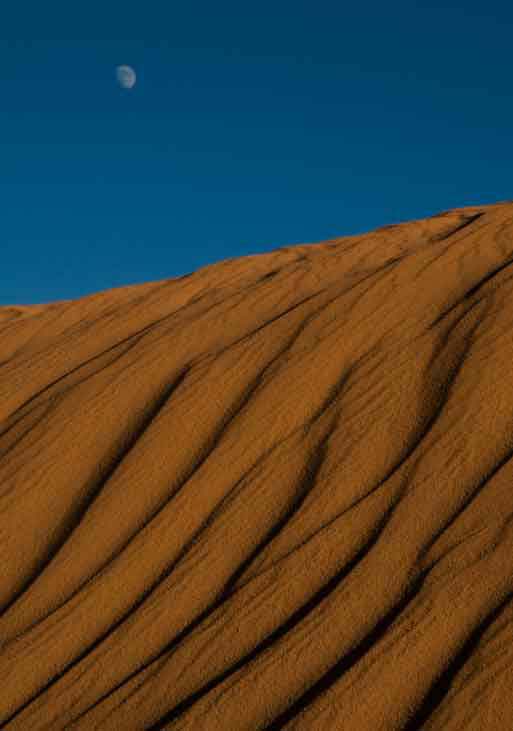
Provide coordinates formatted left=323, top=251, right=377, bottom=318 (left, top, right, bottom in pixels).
left=116, top=65, right=137, bottom=90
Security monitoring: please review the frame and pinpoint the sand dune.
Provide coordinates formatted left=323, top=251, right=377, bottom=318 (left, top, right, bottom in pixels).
left=1, top=202, right=513, bottom=729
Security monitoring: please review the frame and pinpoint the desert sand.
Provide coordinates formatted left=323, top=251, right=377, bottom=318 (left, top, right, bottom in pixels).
left=1, top=202, right=513, bottom=729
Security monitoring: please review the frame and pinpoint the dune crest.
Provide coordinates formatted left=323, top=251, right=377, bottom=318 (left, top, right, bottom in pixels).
left=1, top=202, right=513, bottom=729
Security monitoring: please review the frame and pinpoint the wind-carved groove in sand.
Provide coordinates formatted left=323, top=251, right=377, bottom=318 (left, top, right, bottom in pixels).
left=402, top=590, right=513, bottom=730
left=0, top=400, right=55, bottom=464
left=277, top=536, right=513, bottom=730
left=145, top=485, right=410, bottom=730
left=166, top=462, right=492, bottom=728
left=55, top=427, right=336, bottom=729
left=0, top=365, right=191, bottom=618
left=267, top=581, right=432, bottom=728
left=277, top=471, right=513, bottom=729
left=0, top=422, right=327, bottom=729
left=75, top=468, right=391, bottom=729
left=239, top=296, right=491, bottom=592
left=417, top=437, right=513, bottom=568
left=223, top=352, right=378, bottom=593
left=414, top=217, right=494, bottom=282
left=0, top=274, right=317, bottom=462
left=0, top=327, right=155, bottom=463
left=59, top=416, right=354, bottom=729
left=0, top=278, right=248, bottom=426
left=221, top=415, right=340, bottom=599
left=205, top=253, right=400, bottom=375
left=167, top=424, right=512, bottom=731
left=404, top=591, right=513, bottom=730
left=0, top=311, right=174, bottom=441
left=429, top=254, right=513, bottom=329
left=430, top=212, right=485, bottom=242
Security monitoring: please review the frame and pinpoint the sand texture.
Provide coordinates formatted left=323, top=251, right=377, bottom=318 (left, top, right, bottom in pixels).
left=2, top=202, right=513, bottom=729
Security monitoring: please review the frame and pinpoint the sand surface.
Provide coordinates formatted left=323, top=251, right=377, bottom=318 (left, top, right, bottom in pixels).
left=1, top=202, right=513, bottom=729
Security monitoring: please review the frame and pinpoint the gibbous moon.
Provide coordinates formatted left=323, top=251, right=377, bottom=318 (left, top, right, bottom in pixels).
left=116, top=65, right=137, bottom=89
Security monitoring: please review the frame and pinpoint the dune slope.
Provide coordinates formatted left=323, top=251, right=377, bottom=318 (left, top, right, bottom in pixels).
left=1, top=202, right=513, bottom=729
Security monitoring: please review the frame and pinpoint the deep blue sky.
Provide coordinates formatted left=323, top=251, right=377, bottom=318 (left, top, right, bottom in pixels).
left=1, top=2, right=512, bottom=305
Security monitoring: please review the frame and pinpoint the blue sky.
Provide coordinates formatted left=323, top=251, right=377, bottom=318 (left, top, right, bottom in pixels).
left=1, top=1, right=512, bottom=304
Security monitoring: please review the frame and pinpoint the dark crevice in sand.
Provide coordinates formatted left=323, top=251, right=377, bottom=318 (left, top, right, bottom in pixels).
left=0, top=419, right=316, bottom=721
left=145, top=491, right=407, bottom=730
left=1, top=277, right=235, bottom=424
left=415, top=218, right=495, bottom=282
left=221, top=418, right=339, bottom=597
left=430, top=212, right=485, bottom=242
left=64, top=434, right=399, bottom=727
left=429, top=256, right=513, bottom=328
left=0, top=331, right=154, bottom=467
left=296, top=293, right=485, bottom=561
left=260, top=270, right=280, bottom=281
left=211, top=290, right=323, bottom=358
left=418, top=444, right=513, bottom=566
left=61, top=421, right=358, bottom=727
left=402, top=591, right=513, bottom=730
left=0, top=433, right=303, bottom=727
left=0, top=312, right=172, bottom=434
left=426, top=289, right=489, bottom=373
left=225, top=351, right=388, bottom=589
left=462, top=254, right=513, bottom=301
left=0, top=400, right=55, bottom=462
left=0, top=365, right=191, bottom=618
left=265, top=578, right=431, bottom=729
left=250, top=311, right=476, bottom=591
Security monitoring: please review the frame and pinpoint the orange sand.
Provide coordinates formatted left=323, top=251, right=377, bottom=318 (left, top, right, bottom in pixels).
left=1, top=202, right=513, bottom=729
